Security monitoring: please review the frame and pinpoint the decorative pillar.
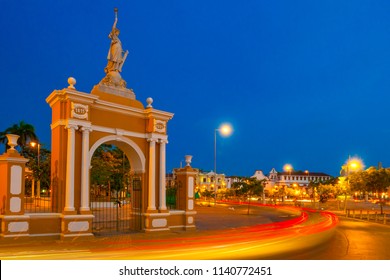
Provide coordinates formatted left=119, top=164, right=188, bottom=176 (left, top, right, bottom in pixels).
left=144, top=138, right=170, bottom=233
left=147, top=138, right=157, bottom=211
left=80, top=126, right=92, bottom=213
left=0, top=134, right=30, bottom=239
left=61, top=124, right=94, bottom=240
left=174, top=155, right=198, bottom=231
left=159, top=139, right=167, bottom=211
left=64, top=124, right=77, bottom=213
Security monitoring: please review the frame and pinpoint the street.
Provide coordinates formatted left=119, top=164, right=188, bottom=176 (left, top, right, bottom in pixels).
left=276, top=216, right=390, bottom=260
left=0, top=204, right=389, bottom=260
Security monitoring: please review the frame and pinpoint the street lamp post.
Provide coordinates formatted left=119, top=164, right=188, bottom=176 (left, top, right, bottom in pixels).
left=344, top=156, right=364, bottom=212
left=214, top=123, right=232, bottom=206
left=31, top=141, right=41, bottom=198
left=305, top=169, right=316, bottom=208
left=283, top=164, right=293, bottom=203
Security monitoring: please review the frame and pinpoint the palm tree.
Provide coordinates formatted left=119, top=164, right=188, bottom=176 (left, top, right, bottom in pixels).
left=0, top=131, right=7, bottom=150
left=1, top=121, right=38, bottom=153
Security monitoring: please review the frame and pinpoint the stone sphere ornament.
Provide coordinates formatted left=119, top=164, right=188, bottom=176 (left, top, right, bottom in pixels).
left=146, top=97, right=153, bottom=108
left=68, top=77, right=76, bottom=89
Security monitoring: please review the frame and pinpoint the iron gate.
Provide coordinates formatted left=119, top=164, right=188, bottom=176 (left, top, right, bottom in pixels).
left=91, top=177, right=142, bottom=235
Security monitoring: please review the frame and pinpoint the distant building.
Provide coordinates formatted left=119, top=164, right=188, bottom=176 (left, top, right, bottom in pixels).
left=251, top=170, right=268, bottom=181
left=166, top=173, right=175, bottom=188
left=197, top=170, right=227, bottom=192
left=265, top=167, right=332, bottom=195
left=167, top=169, right=227, bottom=194
left=167, top=167, right=332, bottom=198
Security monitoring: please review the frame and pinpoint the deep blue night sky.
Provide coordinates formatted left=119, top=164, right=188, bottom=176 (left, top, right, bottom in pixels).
left=1, top=0, right=390, bottom=177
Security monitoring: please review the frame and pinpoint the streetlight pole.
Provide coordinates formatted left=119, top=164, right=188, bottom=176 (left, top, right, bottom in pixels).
left=213, top=123, right=232, bottom=206
left=343, top=155, right=364, bottom=213
left=214, top=128, right=217, bottom=206
left=344, top=155, right=351, bottom=213
left=283, top=164, right=293, bottom=203
left=31, top=142, right=41, bottom=198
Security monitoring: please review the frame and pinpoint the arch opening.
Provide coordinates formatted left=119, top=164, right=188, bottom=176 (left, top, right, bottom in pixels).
left=89, top=136, right=145, bottom=234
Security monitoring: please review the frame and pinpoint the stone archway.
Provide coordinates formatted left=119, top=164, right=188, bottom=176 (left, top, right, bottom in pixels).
left=46, top=78, right=174, bottom=238
left=89, top=135, right=146, bottom=174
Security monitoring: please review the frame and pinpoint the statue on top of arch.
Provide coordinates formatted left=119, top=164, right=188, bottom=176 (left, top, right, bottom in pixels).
left=100, top=8, right=129, bottom=89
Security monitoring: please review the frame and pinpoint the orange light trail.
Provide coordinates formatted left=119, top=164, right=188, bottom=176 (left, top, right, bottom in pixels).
left=0, top=204, right=339, bottom=260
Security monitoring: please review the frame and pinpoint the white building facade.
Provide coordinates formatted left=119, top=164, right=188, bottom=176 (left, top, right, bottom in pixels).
left=197, top=171, right=227, bottom=192
left=265, top=167, right=332, bottom=195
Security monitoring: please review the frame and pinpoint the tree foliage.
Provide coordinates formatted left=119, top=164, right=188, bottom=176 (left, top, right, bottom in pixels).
left=23, top=145, right=51, bottom=191
left=1, top=121, right=46, bottom=194
left=232, top=177, right=266, bottom=213
left=90, top=144, right=130, bottom=194
left=349, top=167, right=390, bottom=194
left=232, top=177, right=265, bottom=198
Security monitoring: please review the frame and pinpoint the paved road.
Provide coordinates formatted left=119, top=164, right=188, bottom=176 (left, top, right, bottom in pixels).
left=272, top=216, right=390, bottom=260
left=0, top=203, right=388, bottom=260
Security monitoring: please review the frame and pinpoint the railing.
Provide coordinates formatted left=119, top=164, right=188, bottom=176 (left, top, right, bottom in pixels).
left=24, top=195, right=53, bottom=213
left=346, top=209, right=389, bottom=225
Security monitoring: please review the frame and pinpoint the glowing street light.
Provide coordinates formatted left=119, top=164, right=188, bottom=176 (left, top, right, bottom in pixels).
left=283, top=164, right=293, bottom=174
left=347, top=158, right=364, bottom=172
left=280, top=164, right=293, bottom=203
left=214, top=123, right=233, bottom=205
left=343, top=156, right=364, bottom=211
left=219, top=124, right=233, bottom=136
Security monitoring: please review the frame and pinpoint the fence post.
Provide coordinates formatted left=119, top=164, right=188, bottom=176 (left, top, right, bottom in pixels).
left=367, top=210, right=370, bottom=221
left=360, top=210, right=363, bottom=219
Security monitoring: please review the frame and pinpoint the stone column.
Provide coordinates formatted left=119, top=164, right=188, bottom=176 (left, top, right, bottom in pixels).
left=61, top=125, right=94, bottom=240
left=147, top=138, right=157, bottom=211
left=80, top=126, right=92, bottom=213
left=0, top=134, right=30, bottom=239
left=64, top=124, right=78, bottom=213
left=31, top=178, right=35, bottom=198
left=36, top=180, right=41, bottom=198
left=159, top=139, right=167, bottom=211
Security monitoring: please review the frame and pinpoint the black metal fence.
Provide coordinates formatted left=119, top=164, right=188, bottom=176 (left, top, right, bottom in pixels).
left=90, top=177, right=143, bottom=235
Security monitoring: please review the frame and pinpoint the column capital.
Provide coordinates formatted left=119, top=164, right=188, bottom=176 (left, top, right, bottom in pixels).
left=80, top=126, right=93, bottom=133
left=147, top=138, right=158, bottom=143
left=159, top=139, right=168, bottom=144
left=65, top=124, right=79, bottom=130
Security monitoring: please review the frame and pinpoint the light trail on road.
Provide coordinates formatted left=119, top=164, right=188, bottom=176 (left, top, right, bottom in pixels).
left=0, top=205, right=339, bottom=260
